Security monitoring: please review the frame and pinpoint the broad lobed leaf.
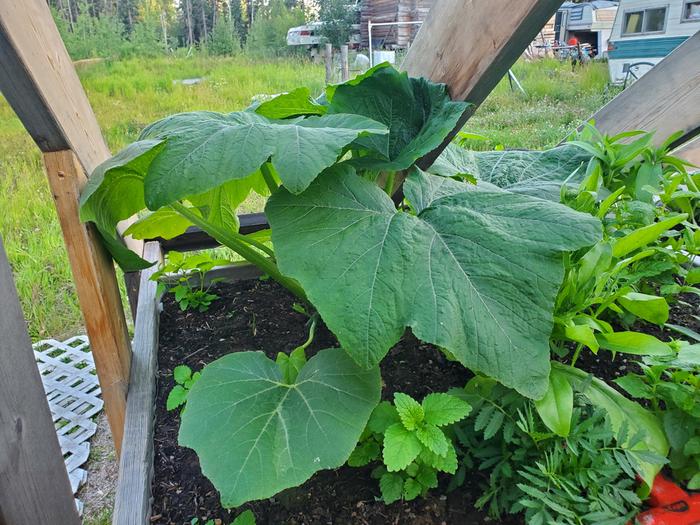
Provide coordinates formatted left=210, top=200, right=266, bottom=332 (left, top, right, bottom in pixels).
left=429, top=143, right=591, bottom=201
left=178, top=348, right=381, bottom=507
left=267, top=166, right=601, bottom=398
left=325, top=63, right=468, bottom=172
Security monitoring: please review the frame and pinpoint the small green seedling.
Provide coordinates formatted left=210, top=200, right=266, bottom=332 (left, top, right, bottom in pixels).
left=349, top=392, right=471, bottom=503
left=152, top=251, right=230, bottom=312
left=167, top=365, right=201, bottom=411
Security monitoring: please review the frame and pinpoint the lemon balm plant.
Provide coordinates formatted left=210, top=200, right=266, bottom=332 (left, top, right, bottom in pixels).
left=80, top=64, right=607, bottom=507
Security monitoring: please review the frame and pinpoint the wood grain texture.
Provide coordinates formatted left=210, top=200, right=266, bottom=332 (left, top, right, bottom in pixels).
left=113, top=242, right=162, bottom=525
left=42, top=150, right=133, bottom=456
left=587, top=32, right=700, bottom=147
left=0, top=236, right=80, bottom=525
left=401, top=0, right=563, bottom=168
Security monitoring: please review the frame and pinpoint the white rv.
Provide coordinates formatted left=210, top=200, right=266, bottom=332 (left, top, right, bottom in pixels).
left=608, top=0, right=700, bottom=83
left=553, top=1, right=619, bottom=57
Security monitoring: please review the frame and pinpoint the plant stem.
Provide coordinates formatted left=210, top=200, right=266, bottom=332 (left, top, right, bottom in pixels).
left=261, top=162, right=279, bottom=193
left=570, top=343, right=584, bottom=367
left=170, top=202, right=306, bottom=299
left=384, top=171, right=396, bottom=196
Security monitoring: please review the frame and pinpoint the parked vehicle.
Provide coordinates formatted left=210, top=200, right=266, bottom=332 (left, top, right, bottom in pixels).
left=608, top=0, right=700, bottom=83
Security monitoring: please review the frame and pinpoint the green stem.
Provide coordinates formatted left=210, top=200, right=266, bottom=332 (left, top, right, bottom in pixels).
left=570, top=343, right=584, bottom=367
left=295, top=314, right=318, bottom=353
left=383, top=171, right=396, bottom=196
left=261, top=162, right=279, bottom=193
left=171, top=202, right=306, bottom=299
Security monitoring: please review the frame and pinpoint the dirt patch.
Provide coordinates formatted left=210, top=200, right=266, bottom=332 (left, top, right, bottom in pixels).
left=79, top=413, right=118, bottom=524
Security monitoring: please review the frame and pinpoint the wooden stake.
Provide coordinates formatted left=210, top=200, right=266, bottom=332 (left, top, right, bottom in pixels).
left=325, top=43, right=333, bottom=84
left=0, top=236, right=81, bottom=525
left=42, top=150, right=132, bottom=456
left=341, top=44, right=349, bottom=82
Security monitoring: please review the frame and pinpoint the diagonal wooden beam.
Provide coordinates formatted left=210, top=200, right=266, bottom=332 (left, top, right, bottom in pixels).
left=0, top=0, right=139, bottom=454
left=401, top=0, right=564, bottom=168
left=585, top=32, right=700, bottom=149
left=0, top=236, right=81, bottom=525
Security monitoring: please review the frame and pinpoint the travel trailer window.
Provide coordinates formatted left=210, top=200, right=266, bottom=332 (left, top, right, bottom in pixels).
left=683, top=0, right=700, bottom=21
left=622, top=7, right=668, bottom=34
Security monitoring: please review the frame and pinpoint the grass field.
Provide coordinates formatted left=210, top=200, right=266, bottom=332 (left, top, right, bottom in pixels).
left=0, top=56, right=615, bottom=340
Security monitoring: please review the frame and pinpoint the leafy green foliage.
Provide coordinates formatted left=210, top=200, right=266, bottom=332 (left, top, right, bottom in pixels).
left=326, top=63, right=468, bottom=172
left=551, top=363, right=668, bottom=486
left=151, top=251, right=229, bottom=312
left=167, top=364, right=201, bottom=411
left=268, top=166, right=600, bottom=397
left=179, top=348, right=381, bottom=507
left=615, top=345, right=700, bottom=488
left=455, top=377, right=643, bottom=523
left=550, top=127, right=698, bottom=366
left=429, top=143, right=591, bottom=201
left=348, top=392, right=470, bottom=504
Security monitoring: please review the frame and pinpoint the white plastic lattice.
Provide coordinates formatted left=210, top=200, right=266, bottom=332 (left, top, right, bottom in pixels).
left=33, top=335, right=102, bottom=500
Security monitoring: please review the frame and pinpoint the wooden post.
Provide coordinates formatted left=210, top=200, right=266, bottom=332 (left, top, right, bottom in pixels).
left=325, top=42, right=333, bottom=84
left=401, top=0, right=563, bottom=168
left=0, top=0, right=141, bottom=453
left=0, top=236, right=81, bottom=525
left=584, top=32, right=700, bottom=148
left=340, top=44, right=349, bottom=82
left=42, top=150, right=132, bottom=455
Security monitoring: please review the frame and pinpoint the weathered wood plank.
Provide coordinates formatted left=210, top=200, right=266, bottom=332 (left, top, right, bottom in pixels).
left=401, top=0, right=563, bottom=168
left=161, top=261, right=262, bottom=288
left=156, top=212, right=269, bottom=253
left=0, top=235, right=81, bottom=525
left=113, top=242, right=162, bottom=525
left=587, top=32, right=700, bottom=147
left=43, top=150, right=133, bottom=456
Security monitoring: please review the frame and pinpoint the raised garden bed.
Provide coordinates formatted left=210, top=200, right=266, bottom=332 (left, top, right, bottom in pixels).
left=111, top=267, right=700, bottom=524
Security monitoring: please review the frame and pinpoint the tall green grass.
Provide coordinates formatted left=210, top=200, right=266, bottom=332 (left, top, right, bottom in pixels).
left=0, top=55, right=611, bottom=339
left=0, top=55, right=324, bottom=339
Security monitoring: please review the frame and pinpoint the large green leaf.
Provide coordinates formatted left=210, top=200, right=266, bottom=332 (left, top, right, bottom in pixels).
left=79, top=139, right=166, bottom=271
left=267, top=167, right=601, bottom=398
left=429, top=143, right=591, bottom=200
left=253, top=87, right=327, bottom=119
left=325, top=63, right=467, bottom=171
left=551, top=363, right=668, bottom=486
left=140, top=110, right=387, bottom=207
left=179, top=348, right=380, bottom=507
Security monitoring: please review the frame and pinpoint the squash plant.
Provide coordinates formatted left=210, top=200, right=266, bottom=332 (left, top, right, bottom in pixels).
left=80, top=64, right=605, bottom=506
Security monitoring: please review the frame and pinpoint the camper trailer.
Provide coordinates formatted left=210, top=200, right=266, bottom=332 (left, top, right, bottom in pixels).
left=553, top=1, right=619, bottom=57
left=608, top=0, right=700, bottom=83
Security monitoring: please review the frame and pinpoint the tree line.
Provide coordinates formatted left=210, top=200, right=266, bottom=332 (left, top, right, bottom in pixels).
left=47, top=0, right=315, bottom=59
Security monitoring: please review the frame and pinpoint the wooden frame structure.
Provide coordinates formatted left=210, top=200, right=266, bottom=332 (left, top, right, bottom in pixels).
left=0, top=0, right=699, bottom=523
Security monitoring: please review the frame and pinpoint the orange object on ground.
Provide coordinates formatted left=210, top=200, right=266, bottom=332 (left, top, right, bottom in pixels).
left=634, top=474, right=700, bottom=525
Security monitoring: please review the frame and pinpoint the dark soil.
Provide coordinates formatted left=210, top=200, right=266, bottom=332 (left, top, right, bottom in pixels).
left=150, top=279, right=698, bottom=525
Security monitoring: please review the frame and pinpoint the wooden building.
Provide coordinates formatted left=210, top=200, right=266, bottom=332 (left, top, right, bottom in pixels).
left=360, top=0, right=434, bottom=48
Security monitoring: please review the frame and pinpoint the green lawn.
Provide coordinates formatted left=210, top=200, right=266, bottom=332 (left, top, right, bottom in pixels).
left=0, top=56, right=614, bottom=340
